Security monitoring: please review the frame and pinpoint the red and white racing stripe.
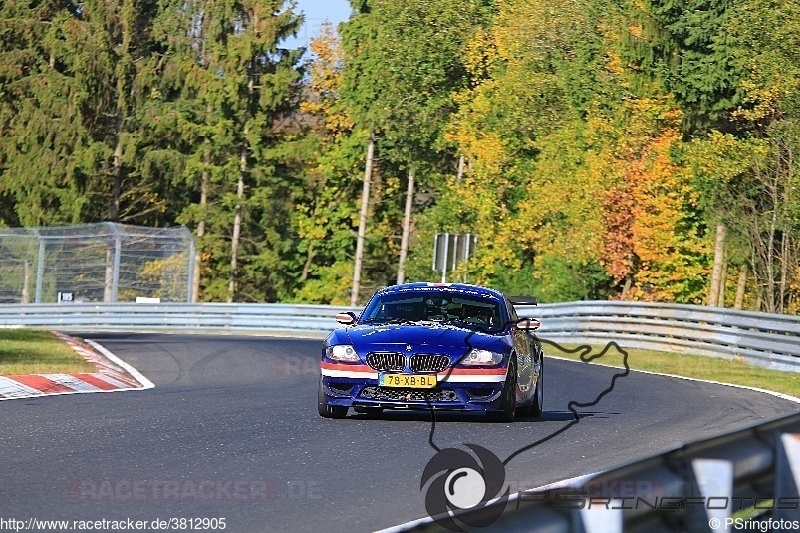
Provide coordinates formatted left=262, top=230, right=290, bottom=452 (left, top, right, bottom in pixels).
left=320, top=361, right=379, bottom=379
left=439, top=367, right=507, bottom=383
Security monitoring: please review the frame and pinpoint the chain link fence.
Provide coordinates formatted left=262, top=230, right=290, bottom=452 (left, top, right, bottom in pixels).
left=0, top=223, right=194, bottom=304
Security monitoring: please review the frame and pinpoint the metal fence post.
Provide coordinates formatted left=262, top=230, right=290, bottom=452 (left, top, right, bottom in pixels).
left=441, top=232, right=449, bottom=283
left=34, top=230, right=45, bottom=304
left=186, top=235, right=195, bottom=303
left=111, top=223, right=122, bottom=303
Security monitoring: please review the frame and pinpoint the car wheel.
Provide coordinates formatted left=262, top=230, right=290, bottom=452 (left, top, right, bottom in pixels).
left=528, top=359, right=543, bottom=418
left=490, top=361, right=517, bottom=422
left=318, top=378, right=348, bottom=419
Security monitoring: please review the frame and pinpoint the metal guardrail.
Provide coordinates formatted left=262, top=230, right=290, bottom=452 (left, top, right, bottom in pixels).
left=0, top=302, right=345, bottom=333
left=521, top=301, right=800, bottom=372
left=1, top=300, right=798, bottom=371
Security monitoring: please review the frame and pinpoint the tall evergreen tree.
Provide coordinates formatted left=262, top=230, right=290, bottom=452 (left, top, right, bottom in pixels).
left=622, top=0, right=745, bottom=133
left=154, top=0, right=303, bottom=302
left=0, top=1, right=91, bottom=225
left=70, top=0, right=163, bottom=222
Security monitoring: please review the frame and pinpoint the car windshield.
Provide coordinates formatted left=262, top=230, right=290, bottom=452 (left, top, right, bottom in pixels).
left=360, top=290, right=505, bottom=331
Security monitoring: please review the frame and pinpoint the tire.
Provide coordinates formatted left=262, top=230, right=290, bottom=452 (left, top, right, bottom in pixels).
left=490, top=360, right=517, bottom=422
left=318, top=379, right=348, bottom=419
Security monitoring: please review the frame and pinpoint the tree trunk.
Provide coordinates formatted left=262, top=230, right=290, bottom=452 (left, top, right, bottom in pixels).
left=111, top=0, right=134, bottom=221
left=351, top=135, right=375, bottom=307
left=621, top=275, right=633, bottom=298
left=733, top=265, right=747, bottom=310
left=456, top=154, right=465, bottom=182
left=708, top=223, right=726, bottom=306
left=765, top=160, right=780, bottom=313
left=112, top=133, right=123, bottom=220
left=192, top=137, right=210, bottom=302
left=717, top=262, right=728, bottom=307
left=779, top=140, right=794, bottom=314
left=300, top=244, right=315, bottom=282
left=228, top=128, right=247, bottom=303
left=229, top=51, right=255, bottom=303
left=397, top=168, right=414, bottom=285
left=749, top=231, right=764, bottom=312
left=779, top=232, right=788, bottom=314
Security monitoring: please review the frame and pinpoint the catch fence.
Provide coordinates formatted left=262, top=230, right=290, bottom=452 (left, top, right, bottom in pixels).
left=0, top=223, right=194, bottom=304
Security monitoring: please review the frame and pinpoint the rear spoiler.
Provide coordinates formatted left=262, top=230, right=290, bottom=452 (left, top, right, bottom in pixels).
left=509, top=296, right=538, bottom=306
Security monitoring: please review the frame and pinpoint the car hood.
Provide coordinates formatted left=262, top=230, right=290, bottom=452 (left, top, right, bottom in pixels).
left=342, top=323, right=509, bottom=356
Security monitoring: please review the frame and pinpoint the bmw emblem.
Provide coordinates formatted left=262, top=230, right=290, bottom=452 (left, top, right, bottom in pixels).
left=406, top=345, right=413, bottom=352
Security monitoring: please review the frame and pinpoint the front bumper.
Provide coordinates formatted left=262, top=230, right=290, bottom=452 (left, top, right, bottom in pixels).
left=319, top=370, right=508, bottom=413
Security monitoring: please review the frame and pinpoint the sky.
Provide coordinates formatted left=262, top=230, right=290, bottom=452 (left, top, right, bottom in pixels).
left=284, top=0, right=352, bottom=50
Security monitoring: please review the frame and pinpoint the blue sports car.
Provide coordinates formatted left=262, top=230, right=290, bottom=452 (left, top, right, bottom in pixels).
left=318, top=282, right=544, bottom=421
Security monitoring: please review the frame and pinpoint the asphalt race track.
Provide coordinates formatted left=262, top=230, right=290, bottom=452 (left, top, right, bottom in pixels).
left=1, top=333, right=798, bottom=532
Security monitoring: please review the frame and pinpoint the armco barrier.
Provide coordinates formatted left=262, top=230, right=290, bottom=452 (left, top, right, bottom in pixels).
left=520, top=301, right=800, bottom=372
left=0, top=302, right=347, bottom=333
left=0, top=300, right=799, bottom=370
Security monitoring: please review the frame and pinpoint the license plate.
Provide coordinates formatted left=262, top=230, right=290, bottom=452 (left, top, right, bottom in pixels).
left=379, top=373, right=437, bottom=389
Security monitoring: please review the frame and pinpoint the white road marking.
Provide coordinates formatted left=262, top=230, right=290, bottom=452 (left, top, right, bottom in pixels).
left=0, top=376, right=43, bottom=398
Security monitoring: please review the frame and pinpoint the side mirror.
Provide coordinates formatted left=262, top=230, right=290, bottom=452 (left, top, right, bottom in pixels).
left=516, top=318, right=540, bottom=331
left=335, top=312, right=357, bottom=325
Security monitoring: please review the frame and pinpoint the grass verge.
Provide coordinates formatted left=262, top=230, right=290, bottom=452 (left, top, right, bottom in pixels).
left=547, top=342, right=800, bottom=398
left=0, top=329, right=95, bottom=375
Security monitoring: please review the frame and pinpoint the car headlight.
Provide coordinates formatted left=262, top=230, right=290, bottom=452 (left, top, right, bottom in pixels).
left=461, top=349, right=504, bottom=366
left=325, top=344, right=360, bottom=363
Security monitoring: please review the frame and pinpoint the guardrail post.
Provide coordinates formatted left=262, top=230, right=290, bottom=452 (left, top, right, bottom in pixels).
left=577, top=498, right=623, bottom=533
left=775, top=433, right=800, bottom=522
left=689, top=458, right=734, bottom=531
